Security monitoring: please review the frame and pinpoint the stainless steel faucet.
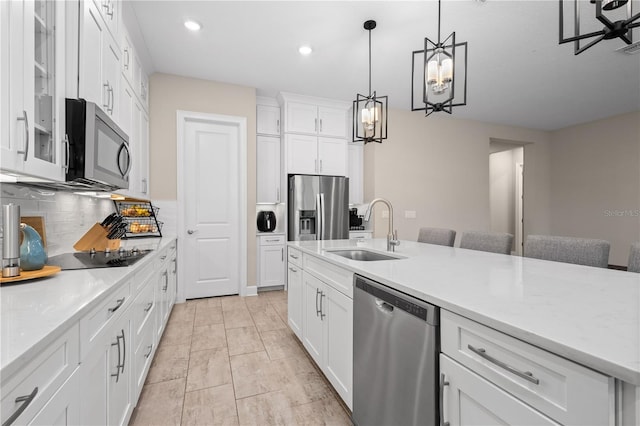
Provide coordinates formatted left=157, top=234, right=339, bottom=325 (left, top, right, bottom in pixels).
left=364, top=198, right=400, bottom=252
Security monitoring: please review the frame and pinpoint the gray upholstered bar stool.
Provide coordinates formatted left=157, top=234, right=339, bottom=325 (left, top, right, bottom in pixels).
left=628, top=242, right=640, bottom=273
left=524, top=235, right=610, bottom=268
left=417, top=227, right=456, bottom=247
left=458, top=231, right=514, bottom=255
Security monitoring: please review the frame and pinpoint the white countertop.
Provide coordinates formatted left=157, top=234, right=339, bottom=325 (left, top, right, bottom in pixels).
left=0, top=236, right=176, bottom=381
left=289, top=238, right=640, bottom=385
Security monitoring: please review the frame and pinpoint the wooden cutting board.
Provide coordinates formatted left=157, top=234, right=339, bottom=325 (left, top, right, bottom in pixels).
left=21, top=216, right=47, bottom=248
left=0, top=265, right=61, bottom=284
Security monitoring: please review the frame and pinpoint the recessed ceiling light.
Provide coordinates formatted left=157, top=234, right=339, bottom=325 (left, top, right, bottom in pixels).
left=184, top=20, right=201, bottom=31
left=298, top=45, right=312, bottom=56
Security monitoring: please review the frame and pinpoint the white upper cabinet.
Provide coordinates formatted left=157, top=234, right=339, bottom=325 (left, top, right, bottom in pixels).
left=79, top=0, right=120, bottom=121
left=1, top=0, right=65, bottom=181
left=285, top=102, right=348, bottom=138
left=285, top=134, right=319, bottom=175
left=120, top=26, right=134, bottom=85
left=256, top=136, right=281, bottom=203
left=92, top=0, right=120, bottom=41
left=317, top=137, right=347, bottom=176
left=257, top=104, right=280, bottom=136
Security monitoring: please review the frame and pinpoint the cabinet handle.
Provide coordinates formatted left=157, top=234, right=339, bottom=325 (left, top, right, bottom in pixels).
left=102, top=1, right=113, bottom=17
left=276, top=187, right=280, bottom=201
left=319, top=291, right=326, bottom=320
left=439, top=373, right=450, bottom=426
left=124, top=48, right=130, bottom=70
left=281, top=248, right=284, bottom=261
left=160, top=255, right=167, bottom=261
left=315, top=288, right=321, bottom=316
left=142, top=178, right=147, bottom=194
left=144, top=344, right=153, bottom=359
left=467, top=344, right=540, bottom=385
left=3, top=387, right=38, bottom=426
left=314, top=118, right=318, bottom=132
left=109, top=84, right=114, bottom=114
left=290, top=254, right=299, bottom=260
left=120, top=329, right=126, bottom=373
left=103, top=82, right=110, bottom=110
left=63, top=134, right=70, bottom=172
left=108, top=297, right=125, bottom=313
left=319, top=119, right=323, bottom=133
left=315, top=159, right=318, bottom=173
left=288, top=266, right=297, bottom=272
left=111, top=336, right=121, bottom=382
left=319, top=159, right=323, bottom=172
left=162, top=271, right=169, bottom=291
left=276, top=119, right=280, bottom=134
left=16, top=111, right=29, bottom=161
left=144, top=302, right=153, bottom=312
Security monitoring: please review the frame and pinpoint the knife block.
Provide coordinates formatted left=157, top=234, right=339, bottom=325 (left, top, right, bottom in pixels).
left=73, top=223, right=121, bottom=252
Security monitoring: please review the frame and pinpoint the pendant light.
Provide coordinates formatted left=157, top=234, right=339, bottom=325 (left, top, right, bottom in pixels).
left=353, top=20, right=388, bottom=144
left=559, top=0, right=639, bottom=55
left=411, top=0, right=468, bottom=116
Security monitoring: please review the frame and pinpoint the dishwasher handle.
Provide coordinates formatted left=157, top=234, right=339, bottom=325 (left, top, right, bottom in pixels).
left=375, top=298, right=394, bottom=314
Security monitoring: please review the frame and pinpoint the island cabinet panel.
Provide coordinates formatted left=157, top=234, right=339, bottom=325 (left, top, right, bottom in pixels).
left=441, top=310, right=614, bottom=426
left=440, top=355, right=559, bottom=426
left=287, top=250, right=354, bottom=410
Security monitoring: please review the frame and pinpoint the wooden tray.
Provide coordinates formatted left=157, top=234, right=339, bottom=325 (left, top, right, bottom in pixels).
left=0, top=265, right=62, bottom=284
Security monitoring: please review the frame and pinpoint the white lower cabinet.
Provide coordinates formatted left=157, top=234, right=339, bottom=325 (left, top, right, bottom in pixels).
left=440, top=310, right=614, bottom=426
left=440, top=355, right=559, bottom=426
left=258, top=235, right=285, bottom=288
left=28, top=368, right=80, bottom=426
left=292, top=251, right=353, bottom=410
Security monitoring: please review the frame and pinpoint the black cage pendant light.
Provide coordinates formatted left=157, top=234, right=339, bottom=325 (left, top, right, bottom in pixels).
left=411, top=0, right=468, bottom=116
left=353, top=20, right=388, bottom=144
left=559, top=0, right=640, bottom=55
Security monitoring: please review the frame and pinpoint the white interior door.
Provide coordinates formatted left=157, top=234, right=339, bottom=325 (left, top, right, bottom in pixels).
left=179, top=112, right=246, bottom=299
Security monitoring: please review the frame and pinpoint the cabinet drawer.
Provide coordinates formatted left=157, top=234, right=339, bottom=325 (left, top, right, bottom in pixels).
left=441, top=310, right=613, bottom=426
left=133, top=261, right=155, bottom=294
left=260, top=235, right=285, bottom=246
left=133, top=314, right=155, bottom=401
left=132, top=277, right=155, bottom=341
left=1, top=324, right=80, bottom=426
left=80, top=281, right=131, bottom=358
left=288, top=247, right=302, bottom=267
left=303, top=253, right=353, bottom=299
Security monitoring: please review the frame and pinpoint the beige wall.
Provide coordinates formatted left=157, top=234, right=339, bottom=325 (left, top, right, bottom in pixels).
left=548, top=111, right=640, bottom=266
left=364, top=108, right=551, bottom=246
left=149, top=73, right=257, bottom=286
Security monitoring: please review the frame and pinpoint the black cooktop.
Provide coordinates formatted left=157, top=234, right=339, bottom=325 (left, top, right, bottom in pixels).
left=47, top=248, right=153, bottom=270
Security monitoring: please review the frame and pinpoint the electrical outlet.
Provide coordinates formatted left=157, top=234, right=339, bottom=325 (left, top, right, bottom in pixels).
left=405, top=210, right=416, bottom=219
left=381, top=211, right=389, bottom=218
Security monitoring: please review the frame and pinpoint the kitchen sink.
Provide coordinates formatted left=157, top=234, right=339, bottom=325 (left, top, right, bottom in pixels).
left=326, top=249, right=405, bottom=261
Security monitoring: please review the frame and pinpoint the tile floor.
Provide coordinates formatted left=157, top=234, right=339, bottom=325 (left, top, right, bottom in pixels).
left=129, top=290, right=352, bottom=426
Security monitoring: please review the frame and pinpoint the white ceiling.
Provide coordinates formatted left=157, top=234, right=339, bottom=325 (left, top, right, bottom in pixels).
left=129, top=0, right=640, bottom=131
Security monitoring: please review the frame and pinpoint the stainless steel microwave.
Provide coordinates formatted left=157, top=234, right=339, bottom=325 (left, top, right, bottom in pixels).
left=65, top=99, right=130, bottom=190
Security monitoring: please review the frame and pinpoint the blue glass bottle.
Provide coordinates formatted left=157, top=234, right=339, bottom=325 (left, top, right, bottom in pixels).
left=20, top=224, right=47, bottom=271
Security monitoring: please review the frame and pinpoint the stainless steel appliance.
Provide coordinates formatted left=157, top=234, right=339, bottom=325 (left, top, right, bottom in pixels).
left=353, top=274, right=440, bottom=426
left=64, top=98, right=130, bottom=190
left=47, top=248, right=152, bottom=270
left=257, top=211, right=276, bottom=232
left=288, top=175, right=349, bottom=241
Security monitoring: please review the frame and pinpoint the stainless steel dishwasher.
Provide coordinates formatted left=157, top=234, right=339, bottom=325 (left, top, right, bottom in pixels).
left=353, top=274, right=440, bottom=426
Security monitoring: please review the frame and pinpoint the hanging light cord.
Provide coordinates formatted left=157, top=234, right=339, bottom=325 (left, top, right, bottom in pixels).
left=437, top=0, right=442, bottom=45
left=368, top=26, right=372, bottom=96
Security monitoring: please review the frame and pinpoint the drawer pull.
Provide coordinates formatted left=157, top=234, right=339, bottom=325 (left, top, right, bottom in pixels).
left=289, top=254, right=299, bottom=259
left=144, top=344, right=153, bottom=359
left=160, top=255, right=167, bottom=261
left=439, top=374, right=449, bottom=426
left=3, top=387, right=38, bottom=426
left=144, top=302, right=153, bottom=312
left=289, top=266, right=297, bottom=272
left=108, top=297, right=125, bottom=313
left=467, top=344, right=540, bottom=385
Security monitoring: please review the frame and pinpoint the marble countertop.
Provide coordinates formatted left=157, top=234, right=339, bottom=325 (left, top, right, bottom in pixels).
left=289, top=238, right=640, bottom=385
left=0, top=236, right=176, bottom=381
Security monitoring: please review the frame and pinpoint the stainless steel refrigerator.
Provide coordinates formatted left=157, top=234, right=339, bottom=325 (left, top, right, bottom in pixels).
left=288, top=175, right=349, bottom=241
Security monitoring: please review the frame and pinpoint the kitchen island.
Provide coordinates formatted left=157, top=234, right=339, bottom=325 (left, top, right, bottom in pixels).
left=287, top=238, right=640, bottom=424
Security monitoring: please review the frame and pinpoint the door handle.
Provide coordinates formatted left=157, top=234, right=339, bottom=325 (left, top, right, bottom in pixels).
left=374, top=298, right=394, bottom=314
left=63, top=134, right=70, bottom=173
left=315, top=288, right=321, bottom=316
left=439, top=373, right=450, bottom=426
left=103, top=82, right=110, bottom=109
left=319, top=159, right=323, bottom=172
left=319, top=291, right=326, bottom=320
left=111, top=336, right=121, bottom=382
left=16, top=111, right=29, bottom=161
left=118, top=329, right=126, bottom=373
left=144, top=302, right=153, bottom=312
left=187, top=229, right=196, bottom=234
left=319, top=119, right=323, bottom=132
left=281, top=248, right=284, bottom=262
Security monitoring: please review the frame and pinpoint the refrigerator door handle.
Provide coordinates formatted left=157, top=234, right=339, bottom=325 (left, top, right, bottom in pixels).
left=316, top=193, right=322, bottom=240
left=320, top=193, right=326, bottom=240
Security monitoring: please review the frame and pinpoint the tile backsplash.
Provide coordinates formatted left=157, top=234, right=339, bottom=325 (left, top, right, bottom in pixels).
left=0, top=184, right=115, bottom=257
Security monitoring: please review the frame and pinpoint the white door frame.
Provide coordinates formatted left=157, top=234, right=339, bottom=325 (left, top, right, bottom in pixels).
left=176, top=110, right=248, bottom=301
